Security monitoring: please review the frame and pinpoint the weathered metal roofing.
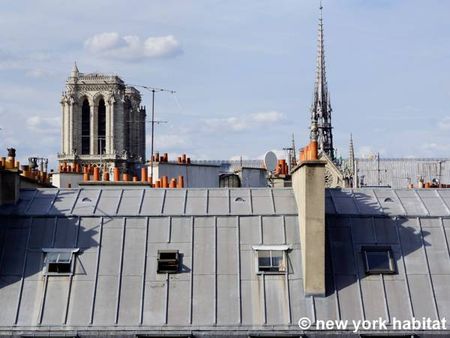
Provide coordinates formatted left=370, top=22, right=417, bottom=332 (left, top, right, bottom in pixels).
left=356, top=158, right=450, bottom=188
left=0, top=188, right=297, bottom=217
left=0, top=187, right=449, bottom=336
left=326, top=188, right=450, bottom=217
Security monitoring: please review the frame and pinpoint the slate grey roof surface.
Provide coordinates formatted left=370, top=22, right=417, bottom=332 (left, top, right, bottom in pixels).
left=0, top=187, right=449, bottom=337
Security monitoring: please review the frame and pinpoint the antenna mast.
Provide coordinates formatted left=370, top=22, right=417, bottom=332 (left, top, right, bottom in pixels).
left=133, top=85, right=175, bottom=182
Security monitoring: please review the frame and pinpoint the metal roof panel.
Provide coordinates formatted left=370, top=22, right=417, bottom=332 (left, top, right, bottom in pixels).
left=230, top=189, right=252, bottom=215
left=49, top=189, right=78, bottom=215
left=71, top=189, right=100, bottom=215
left=185, top=189, right=207, bottom=215
left=408, top=274, right=436, bottom=319
left=272, top=189, right=297, bottom=214
left=140, top=189, right=165, bottom=215
left=251, top=189, right=274, bottom=214
left=329, top=190, right=359, bottom=215
left=163, top=189, right=186, bottom=215
left=350, top=217, right=375, bottom=244
left=432, top=275, right=450, bottom=319
left=352, top=189, right=382, bottom=215
left=207, top=189, right=229, bottom=215
left=117, top=189, right=143, bottom=215
left=360, top=278, right=388, bottom=321
left=384, top=279, right=414, bottom=321
left=26, top=189, right=57, bottom=215
left=335, top=275, right=362, bottom=321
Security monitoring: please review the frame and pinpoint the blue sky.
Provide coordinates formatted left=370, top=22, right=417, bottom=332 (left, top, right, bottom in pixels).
left=0, top=0, right=449, bottom=168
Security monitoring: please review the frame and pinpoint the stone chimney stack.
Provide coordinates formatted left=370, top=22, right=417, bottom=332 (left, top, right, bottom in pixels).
left=291, top=141, right=326, bottom=296
left=0, top=148, right=20, bottom=205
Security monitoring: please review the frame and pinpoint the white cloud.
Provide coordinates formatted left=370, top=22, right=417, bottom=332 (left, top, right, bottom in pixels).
left=438, top=116, right=450, bottom=130
left=421, top=142, right=450, bottom=152
left=84, top=32, right=122, bottom=53
left=204, top=116, right=248, bottom=132
left=26, top=116, right=60, bottom=133
left=84, top=32, right=182, bottom=60
left=358, top=145, right=376, bottom=159
left=144, top=35, right=181, bottom=58
left=0, top=49, right=54, bottom=71
left=25, top=68, right=53, bottom=78
left=0, top=49, right=21, bottom=70
left=146, top=133, right=190, bottom=150
left=203, top=111, right=285, bottom=132
left=251, top=111, right=284, bottom=123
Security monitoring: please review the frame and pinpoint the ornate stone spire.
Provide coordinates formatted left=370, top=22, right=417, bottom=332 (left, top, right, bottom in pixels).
left=70, top=62, right=79, bottom=78
left=348, top=134, right=357, bottom=187
left=310, top=1, right=335, bottom=160
left=291, top=133, right=297, bottom=165
left=349, top=134, right=354, bottom=166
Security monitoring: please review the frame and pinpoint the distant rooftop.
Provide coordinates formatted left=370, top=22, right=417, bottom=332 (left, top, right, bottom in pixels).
left=355, top=158, right=450, bottom=188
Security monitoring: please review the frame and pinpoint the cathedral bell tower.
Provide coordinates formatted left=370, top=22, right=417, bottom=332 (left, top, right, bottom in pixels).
left=58, top=64, right=146, bottom=173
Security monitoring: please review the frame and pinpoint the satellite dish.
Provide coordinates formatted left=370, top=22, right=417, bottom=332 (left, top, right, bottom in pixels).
left=264, top=151, right=278, bottom=172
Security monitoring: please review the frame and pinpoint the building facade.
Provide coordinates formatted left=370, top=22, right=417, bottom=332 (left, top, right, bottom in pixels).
left=58, top=64, right=146, bottom=173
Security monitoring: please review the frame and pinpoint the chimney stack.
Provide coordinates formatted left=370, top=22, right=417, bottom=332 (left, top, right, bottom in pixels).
left=291, top=141, right=326, bottom=296
left=0, top=148, right=20, bottom=205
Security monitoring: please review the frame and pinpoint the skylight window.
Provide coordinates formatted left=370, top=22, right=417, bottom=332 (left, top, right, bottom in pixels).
left=42, top=248, right=79, bottom=275
left=252, top=245, right=291, bottom=274
left=157, top=250, right=180, bottom=273
left=362, top=246, right=396, bottom=275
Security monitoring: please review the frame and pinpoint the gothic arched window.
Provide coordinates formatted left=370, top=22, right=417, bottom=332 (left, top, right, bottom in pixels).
left=81, top=99, right=90, bottom=155
left=98, top=98, right=106, bottom=154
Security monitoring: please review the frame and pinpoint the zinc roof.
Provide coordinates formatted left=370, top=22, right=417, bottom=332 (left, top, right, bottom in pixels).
left=0, top=187, right=449, bottom=336
left=0, top=188, right=297, bottom=217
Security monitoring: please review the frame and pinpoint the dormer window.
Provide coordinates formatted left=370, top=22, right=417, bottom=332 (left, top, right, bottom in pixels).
left=252, top=245, right=291, bottom=274
left=362, top=246, right=396, bottom=275
left=43, top=248, right=79, bottom=275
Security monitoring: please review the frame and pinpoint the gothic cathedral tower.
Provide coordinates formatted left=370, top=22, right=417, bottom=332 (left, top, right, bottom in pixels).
left=58, top=64, right=146, bottom=173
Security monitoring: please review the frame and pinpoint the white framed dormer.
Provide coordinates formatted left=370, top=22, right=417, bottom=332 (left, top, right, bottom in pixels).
left=42, top=248, right=79, bottom=276
left=252, top=245, right=292, bottom=274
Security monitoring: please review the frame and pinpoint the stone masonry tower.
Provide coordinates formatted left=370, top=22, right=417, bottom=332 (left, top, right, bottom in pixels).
left=58, top=64, right=146, bottom=173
